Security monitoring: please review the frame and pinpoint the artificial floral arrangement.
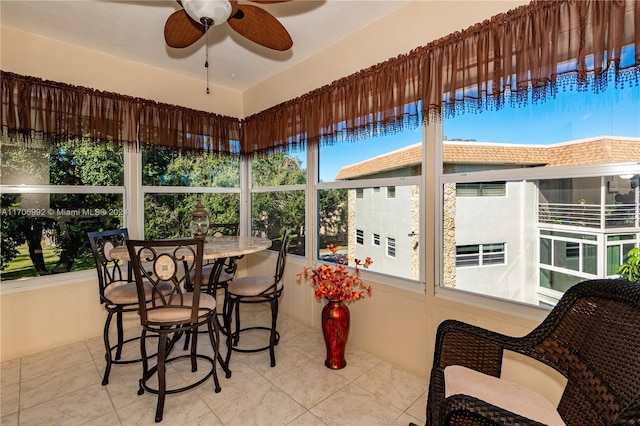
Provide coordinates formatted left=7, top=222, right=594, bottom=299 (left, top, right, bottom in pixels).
left=297, top=244, right=373, bottom=302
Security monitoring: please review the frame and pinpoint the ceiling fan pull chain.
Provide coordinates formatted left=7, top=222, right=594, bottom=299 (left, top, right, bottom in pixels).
left=205, top=20, right=210, bottom=94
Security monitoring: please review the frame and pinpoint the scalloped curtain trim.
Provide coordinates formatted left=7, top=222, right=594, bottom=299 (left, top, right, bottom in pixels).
left=2, top=0, right=639, bottom=157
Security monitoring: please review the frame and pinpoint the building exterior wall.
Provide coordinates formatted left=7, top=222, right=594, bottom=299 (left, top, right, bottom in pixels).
left=351, top=186, right=419, bottom=280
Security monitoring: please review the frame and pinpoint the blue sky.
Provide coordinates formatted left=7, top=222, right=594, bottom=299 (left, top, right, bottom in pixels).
left=295, top=82, right=640, bottom=182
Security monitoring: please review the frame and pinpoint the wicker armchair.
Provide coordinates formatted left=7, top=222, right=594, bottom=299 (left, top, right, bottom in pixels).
left=426, top=279, right=640, bottom=426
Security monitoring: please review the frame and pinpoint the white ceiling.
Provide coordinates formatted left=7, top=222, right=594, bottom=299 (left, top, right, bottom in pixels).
left=1, top=0, right=411, bottom=92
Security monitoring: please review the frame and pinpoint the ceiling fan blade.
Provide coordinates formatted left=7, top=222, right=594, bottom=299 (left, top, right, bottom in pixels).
left=228, top=4, right=292, bottom=51
left=164, top=9, right=206, bottom=48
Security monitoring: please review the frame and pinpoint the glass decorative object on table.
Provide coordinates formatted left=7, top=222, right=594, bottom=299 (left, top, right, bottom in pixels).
left=190, top=201, right=210, bottom=239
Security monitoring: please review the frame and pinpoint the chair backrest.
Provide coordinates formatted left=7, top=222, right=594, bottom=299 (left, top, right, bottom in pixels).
left=274, top=229, right=291, bottom=284
left=125, top=238, right=205, bottom=326
left=524, top=279, right=640, bottom=425
left=87, top=228, right=131, bottom=303
left=208, top=223, right=239, bottom=237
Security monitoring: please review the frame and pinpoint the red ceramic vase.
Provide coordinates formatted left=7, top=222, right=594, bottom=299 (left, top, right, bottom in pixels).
left=321, top=299, right=350, bottom=369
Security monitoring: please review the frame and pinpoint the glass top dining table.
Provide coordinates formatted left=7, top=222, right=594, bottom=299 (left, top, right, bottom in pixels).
left=108, top=235, right=272, bottom=261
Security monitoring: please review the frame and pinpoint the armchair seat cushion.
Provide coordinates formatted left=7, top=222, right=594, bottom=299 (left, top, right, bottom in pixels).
left=444, top=365, right=566, bottom=426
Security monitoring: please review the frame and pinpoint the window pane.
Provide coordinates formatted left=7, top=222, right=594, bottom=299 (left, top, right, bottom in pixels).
left=319, top=128, right=422, bottom=183
left=1, top=193, right=124, bottom=280
left=1, top=140, right=124, bottom=186
left=142, top=148, right=239, bottom=187
left=443, top=175, right=639, bottom=304
left=318, top=186, right=419, bottom=280
left=252, top=150, right=306, bottom=187
left=251, top=191, right=305, bottom=256
left=1, top=139, right=125, bottom=282
left=144, top=193, right=239, bottom=239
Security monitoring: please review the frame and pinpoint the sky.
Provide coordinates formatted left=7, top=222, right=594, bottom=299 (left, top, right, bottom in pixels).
left=286, top=80, right=640, bottom=182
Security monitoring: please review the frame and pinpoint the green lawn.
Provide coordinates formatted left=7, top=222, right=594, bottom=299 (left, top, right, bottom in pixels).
left=0, top=243, right=93, bottom=281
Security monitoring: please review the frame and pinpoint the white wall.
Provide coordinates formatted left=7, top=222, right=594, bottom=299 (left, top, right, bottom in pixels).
left=454, top=181, right=540, bottom=303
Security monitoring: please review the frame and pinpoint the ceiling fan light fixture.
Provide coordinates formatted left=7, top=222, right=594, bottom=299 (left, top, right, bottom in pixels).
left=182, top=0, right=232, bottom=26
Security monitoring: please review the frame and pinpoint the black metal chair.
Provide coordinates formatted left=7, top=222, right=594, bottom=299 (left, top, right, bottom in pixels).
left=126, top=238, right=231, bottom=423
left=87, top=228, right=168, bottom=386
left=425, top=278, right=640, bottom=426
left=224, top=230, right=291, bottom=368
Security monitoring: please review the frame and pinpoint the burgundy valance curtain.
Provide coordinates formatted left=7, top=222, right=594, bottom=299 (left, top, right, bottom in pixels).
left=0, top=71, right=242, bottom=154
left=2, top=0, right=639, bottom=156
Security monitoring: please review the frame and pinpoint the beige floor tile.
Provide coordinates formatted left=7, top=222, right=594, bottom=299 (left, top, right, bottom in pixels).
left=283, top=329, right=326, bottom=360
left=84, top=411, right=122, bottom=425
left=406, top=391, right=428, bottom=423
left=196, top=359, right=268, bottom=410
left=20, top=342, right=93, bottom=381
left=18, top=384, right=114, bottom=425
left=310, top=383, right=403, bottom=426
left=213, top=381, right=306, bottom=426
left=247, top=346, right=312, bottom=381
left=331, top=347, right=383, bottom=382
left=271, top=359, right=351, bottom=409
left=20, top=360, right=101, bottom=409
left=0, top=411, right=19, bottom=426
left=1, top=383, right=19, bottom=416
left=353, top=360, right=428, bottom=411
left=117, top=388, right=211, bottom=426
left=392, top=412, right=423, bottom=425
left=182, top=410, right=225, bottom=426
left=286, top=411, right=329, bottom=426
left=1, top=359, right=21, bottom=387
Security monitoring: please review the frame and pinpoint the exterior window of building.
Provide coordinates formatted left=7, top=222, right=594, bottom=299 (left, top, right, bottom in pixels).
left=387, top=237, right=396, bottom=257
left=356, top=229, right=364, bottom=245
left=456, top=243, right=505, bottom=267
left=356, top=188, right=364, bottom=198
left=1, top=139, right=125, bottom=282
left=387, top=186, right=396, bottom=198
left=456, top=182, right=506, bottom=197
left=607, top=234, right=638, bottom=276
left=373, top=233, right=380, bottom=246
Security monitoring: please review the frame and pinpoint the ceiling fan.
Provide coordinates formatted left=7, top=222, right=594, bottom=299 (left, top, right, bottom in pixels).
left=164, top=0, right=293, bottom=51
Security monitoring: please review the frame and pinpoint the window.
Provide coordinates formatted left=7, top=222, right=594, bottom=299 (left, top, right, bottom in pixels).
left=456, top=243, right=505, bottom=267
left=1, top=139, right=125, bottom=282
left=456, top=182, right=506, bottom=197
left=387, top=186, right=396, bottom=198
left=142, top=148, right=240, bottom=240
left=318, top=127, right=423, bottom=282
left=387, top=237, right=396, bottom=257
left=440, top=64, right=640, bottom=305
left=251, top=150, right=306, bottom=255
left=607, top=235, right=639, bottom=276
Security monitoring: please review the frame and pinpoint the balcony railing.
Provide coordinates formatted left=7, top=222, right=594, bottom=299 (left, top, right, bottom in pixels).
left=539, top=203, right=639, bottom=229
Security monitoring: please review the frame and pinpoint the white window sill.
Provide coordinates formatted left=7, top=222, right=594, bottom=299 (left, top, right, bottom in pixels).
left=0, top=270, right=97, bottom=295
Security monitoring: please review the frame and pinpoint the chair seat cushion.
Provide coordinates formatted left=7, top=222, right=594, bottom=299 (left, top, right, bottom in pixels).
left=444, top=365, right=566, bottom=426
left=146, top=293, right=217, bottom=323
left=227, top=276, right=283, bottom=297
left=104, top=280, right=172, bottom=305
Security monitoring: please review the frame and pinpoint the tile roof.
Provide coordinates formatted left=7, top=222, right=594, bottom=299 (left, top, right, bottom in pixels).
left=335, top=137, right=640, bottom=180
